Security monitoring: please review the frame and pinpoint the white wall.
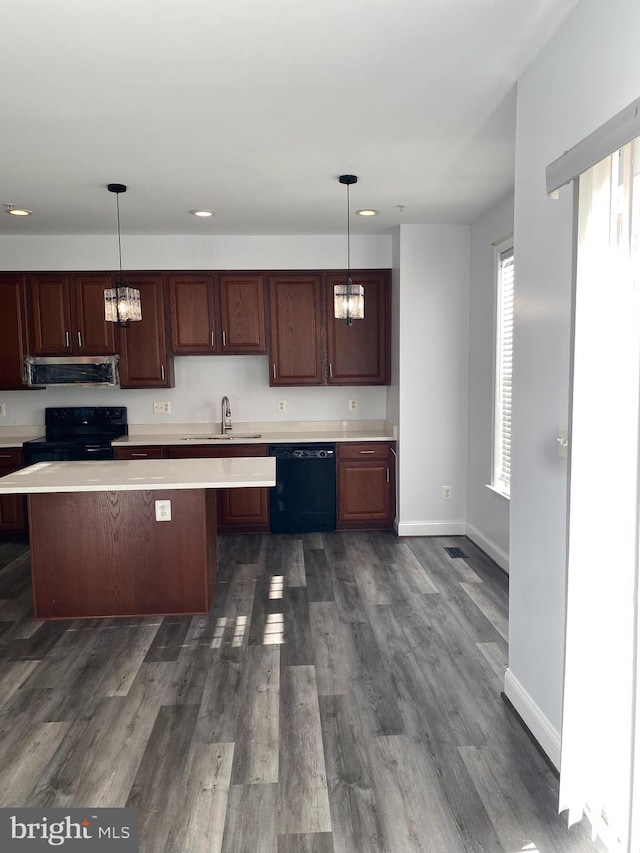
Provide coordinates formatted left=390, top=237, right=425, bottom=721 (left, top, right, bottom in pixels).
left=466, top=194, right=513, bottom=570
left=0, top=234, right=392, bottom=428
left=396, top=224, right=470, bottom=535
left=508, top=0, right=640, bottom=764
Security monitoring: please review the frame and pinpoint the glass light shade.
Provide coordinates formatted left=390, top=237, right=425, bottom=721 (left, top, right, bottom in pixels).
left=104, top=285, right=142, bottom=325
left=334, top=282, right=364, bottom=320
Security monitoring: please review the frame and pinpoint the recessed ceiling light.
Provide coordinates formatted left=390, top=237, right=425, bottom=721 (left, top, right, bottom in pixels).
left=190, top=209, right=214, bottom=217
left=356, top=208, right=379, bottom=217
left=4, top=203, right=33, bottom=216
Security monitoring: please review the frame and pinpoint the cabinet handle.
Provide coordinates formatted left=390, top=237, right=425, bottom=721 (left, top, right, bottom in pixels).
left=386, top=467, right=390, bottom=483
left=131, top=452, right=148, bottom=457
left=222, top=330, right=226, bottom=347
left=0, top=453, right=12, bottom=459
left=272, top=364, right=276, bottom=379
left=360, top=450, right=375, bottom=454
left=329, top=362, right=333, bottom=378
left=161, top=364, right=165, bottom=381
left=211, top=331, right=215, bottom=347
left=77, top=331, right=82, bottom=348
left=65, top=331, right=70, bottom=348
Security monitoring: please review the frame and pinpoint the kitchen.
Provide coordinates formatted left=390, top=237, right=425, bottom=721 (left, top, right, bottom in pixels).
left=1, top=0, right=636, bottom=849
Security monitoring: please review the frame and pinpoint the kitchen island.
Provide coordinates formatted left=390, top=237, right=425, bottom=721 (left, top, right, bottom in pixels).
left=0, top=457, right=275, bottom=620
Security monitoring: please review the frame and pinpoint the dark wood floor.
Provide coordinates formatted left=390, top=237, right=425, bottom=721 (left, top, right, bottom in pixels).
left=0, top=532, right=601, bottom=852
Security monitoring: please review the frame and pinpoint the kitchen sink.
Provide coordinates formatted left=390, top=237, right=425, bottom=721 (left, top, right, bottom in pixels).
left=181, top=433, right=262, bottom=441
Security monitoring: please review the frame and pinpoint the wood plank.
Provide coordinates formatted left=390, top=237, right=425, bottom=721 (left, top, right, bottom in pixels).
left=232, top=646, right=280, bottom=784
left=318, top=694, right=387, bottom=853
left=309, top=602, right=350, bottom=696
left=277, top=665, right=331, bottom=835
left=172, top=742, right=235, bottom=853
left=367, top=735, right=466, bottom=852
left=221, top=783, right=278, bottom=853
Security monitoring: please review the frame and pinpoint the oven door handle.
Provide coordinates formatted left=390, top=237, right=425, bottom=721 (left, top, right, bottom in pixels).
left=85, top=446, right=104, bottom=452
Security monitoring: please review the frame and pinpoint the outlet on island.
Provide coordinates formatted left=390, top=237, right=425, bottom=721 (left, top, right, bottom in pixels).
left=155, top=499, right=172, bottom=521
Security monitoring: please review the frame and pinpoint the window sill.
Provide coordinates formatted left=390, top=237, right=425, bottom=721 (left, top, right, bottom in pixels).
left=485, top=483, right=510, bottom=501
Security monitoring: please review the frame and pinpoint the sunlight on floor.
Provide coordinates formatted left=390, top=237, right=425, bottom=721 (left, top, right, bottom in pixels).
left=262, top=612, right=285, bottom=644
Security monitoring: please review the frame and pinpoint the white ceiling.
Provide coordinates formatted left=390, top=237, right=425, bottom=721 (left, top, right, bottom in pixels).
left=0, top=0, right=578, bottom=236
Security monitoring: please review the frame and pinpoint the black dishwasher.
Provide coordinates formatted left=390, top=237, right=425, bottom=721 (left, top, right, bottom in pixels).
left=269, top=444, right=336, bottom=533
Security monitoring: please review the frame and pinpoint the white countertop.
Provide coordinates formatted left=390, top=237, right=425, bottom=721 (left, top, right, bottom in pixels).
left=113, top=427, right=395, bottom=447
left=0, top=432, right=44, bottom=449
left=0, top=457, right=276, bottom=494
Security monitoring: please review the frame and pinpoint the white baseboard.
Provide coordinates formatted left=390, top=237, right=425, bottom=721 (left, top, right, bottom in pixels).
left=465, top=523, right=509, bottom=572
left=504, top=668, right=561, bottom=769
left=397, top=520, right=467, bottom=537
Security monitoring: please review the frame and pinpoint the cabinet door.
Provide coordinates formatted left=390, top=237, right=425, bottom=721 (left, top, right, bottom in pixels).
left=0, top=276, right=29, bottom=388
left=325, top=271, right=390, bottom=385
left=268, top=275, right=324, bottom=385
left=337, top=442, right=395, bottom=529
left=219, top=274, right=266, bottom=353
left=0, top=450, right=26, bottom=531
left=73, top=274, right=116, bottom=354
left=169, top=274, right=217, bottom=353
left=28, top=275, right=73, bottom=355
left=117, top=275, right=175, bottom=388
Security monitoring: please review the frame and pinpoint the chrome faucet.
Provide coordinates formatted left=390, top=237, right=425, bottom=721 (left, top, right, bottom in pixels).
left=221, top=395, right=232, bottom=434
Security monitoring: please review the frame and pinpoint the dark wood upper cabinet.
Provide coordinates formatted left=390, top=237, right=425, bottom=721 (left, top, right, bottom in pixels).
left=117, top=275, right=174, bottom=388
left=219, top=274, right=266, bottom=353
left=72, top=274, right=117, bottom=354
left=28, top=273, right=115, bottom=356
left=0, top=275, right=29, bottom=388
left=169, top=272, right=266, bottom=355
left=169, top=273, right=217, bottom=353
left=268, top=270, right=390, bottom=386
left=325, top=270, right=391, bottom=385
left=268, top=275, right=324, bottom=385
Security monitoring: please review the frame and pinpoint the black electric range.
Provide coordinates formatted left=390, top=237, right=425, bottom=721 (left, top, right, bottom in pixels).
left=23, top=406, right=128, bottom=465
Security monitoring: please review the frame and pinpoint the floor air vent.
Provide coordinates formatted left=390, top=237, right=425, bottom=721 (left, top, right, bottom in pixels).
left=444, top=546, right=467, bottom=559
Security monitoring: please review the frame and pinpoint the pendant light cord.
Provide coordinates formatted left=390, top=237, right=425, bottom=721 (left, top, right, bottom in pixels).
left=116, top=192, right=123, bottom=272
left=346, top=182, right=351, bottom=282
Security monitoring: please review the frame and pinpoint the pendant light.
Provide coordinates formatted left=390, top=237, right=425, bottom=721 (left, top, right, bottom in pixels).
left=334, top=174, right=364, bottom=325
left=104, top=183, right=142, bottom=328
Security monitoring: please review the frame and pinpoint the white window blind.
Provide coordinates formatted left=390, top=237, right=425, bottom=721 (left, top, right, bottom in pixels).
left=494, top=247, right=514, bottom=496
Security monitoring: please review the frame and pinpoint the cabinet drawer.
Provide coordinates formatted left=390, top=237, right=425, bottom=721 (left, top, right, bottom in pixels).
left=337, top=442, right=393, bottom=461
left=0, top=448, right=23, bottom=467
left=113, top=446, right=167, bottom=459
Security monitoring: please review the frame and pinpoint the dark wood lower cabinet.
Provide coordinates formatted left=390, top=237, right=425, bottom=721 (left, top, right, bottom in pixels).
left=0, top=449, right=27, bottom=533
left=167, top=444, right=270, bottom=533
left=337, top=442, right=396, bottom=530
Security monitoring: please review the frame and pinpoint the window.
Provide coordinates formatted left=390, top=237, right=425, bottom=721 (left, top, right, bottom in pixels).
left=492, top=242, right=514, bottom=497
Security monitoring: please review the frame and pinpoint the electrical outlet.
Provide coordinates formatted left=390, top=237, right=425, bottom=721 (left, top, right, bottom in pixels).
left=0, top=404, right=5, bottom=417
left=442, top=486, right=453, bottom=500
left=348, top=399, right=357, bottom=411
left=277, top=400, right=287, bottom=413
left=155, top=499, right=171, bottom=521
left=153, top=401, right=171, bottom=414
